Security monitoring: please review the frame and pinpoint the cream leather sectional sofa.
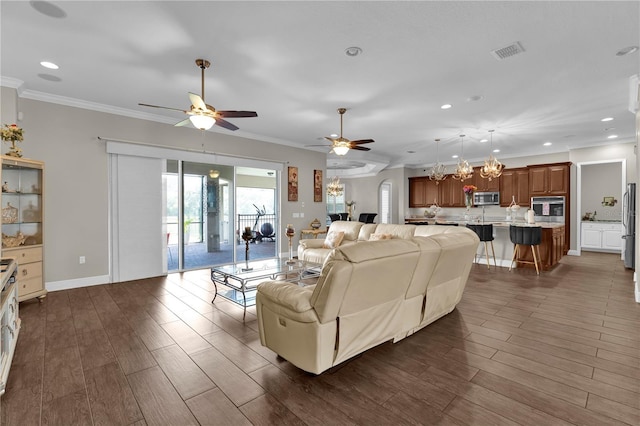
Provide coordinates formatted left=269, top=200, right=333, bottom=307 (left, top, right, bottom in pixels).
left=256, top=221, right=479, bottom=374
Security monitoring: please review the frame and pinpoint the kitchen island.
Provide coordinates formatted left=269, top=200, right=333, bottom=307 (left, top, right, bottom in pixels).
left=405, top=217, right=565, bottom=271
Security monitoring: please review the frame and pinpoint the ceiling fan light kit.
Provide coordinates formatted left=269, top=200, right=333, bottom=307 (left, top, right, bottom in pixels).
left=190, top=114, right=215, bottom=130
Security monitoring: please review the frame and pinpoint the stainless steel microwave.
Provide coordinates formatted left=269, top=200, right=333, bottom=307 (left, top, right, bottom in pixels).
left=473, top=192, right=500, bottom=205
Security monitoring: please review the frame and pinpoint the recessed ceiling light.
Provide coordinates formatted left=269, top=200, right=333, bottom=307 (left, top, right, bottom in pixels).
left=608, top=135, right=618, bottom=139
left=493, top=149, right=500, bottom=153
left=330, top=133, right=338, bottom=138
left=543, top=142, right=552, bottom=146
left=345, top=46, right=362, bottom=57
left=40, top=61, right=59, bottom=69
left=601, top=117, right=614, bottom=122
left=480, top=138, right=488, bottom=143
left=616, top=46, right=639, bottom=56
left=440, top=104, right=452, bottom=110
left=452, top=154, right=459, bottom=159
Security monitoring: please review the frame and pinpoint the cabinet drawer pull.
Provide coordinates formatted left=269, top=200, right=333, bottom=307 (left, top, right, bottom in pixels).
left=22, top=269, right=28, bottom=276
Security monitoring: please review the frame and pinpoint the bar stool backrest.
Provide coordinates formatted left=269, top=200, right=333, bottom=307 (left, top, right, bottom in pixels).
left=509, top=225, right=542, bottom=246
left=466, top=224, right=494, bottom=242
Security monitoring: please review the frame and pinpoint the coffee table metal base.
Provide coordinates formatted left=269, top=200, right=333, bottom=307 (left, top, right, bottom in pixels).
left=210, top=258, right=321, bottom=321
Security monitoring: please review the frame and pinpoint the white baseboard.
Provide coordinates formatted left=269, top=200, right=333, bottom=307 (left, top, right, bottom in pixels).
left=46, top=274, right=111, bottom=292
left=635, top=271, right=640, bottom=303
left=567, top=249, right=580, bottom=256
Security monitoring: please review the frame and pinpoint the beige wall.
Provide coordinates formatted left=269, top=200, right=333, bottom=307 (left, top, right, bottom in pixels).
left=581, top=162, right=623, bottom=221
left=0, top=87, right=326, bottom=286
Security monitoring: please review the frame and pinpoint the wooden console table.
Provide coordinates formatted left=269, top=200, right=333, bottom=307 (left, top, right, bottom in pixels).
left=300, top=228, right=327, bottom=239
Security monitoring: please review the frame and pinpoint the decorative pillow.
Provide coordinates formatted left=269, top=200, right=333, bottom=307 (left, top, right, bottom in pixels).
left=323, top=231, right=345, bottom=249
left=369, top=233, right=393, bottom=241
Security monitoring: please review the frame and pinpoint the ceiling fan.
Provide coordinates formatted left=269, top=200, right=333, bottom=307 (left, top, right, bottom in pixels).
left=308, top=108, right=374, bottom=155
left=138, top=59, right=257, bottom=131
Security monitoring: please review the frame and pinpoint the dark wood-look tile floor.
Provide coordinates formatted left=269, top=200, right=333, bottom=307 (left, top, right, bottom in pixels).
left=2, top=252, right=638, bottom=425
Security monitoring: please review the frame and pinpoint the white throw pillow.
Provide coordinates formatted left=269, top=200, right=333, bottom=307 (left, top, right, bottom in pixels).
left=323, top=231, right=345, bottom=249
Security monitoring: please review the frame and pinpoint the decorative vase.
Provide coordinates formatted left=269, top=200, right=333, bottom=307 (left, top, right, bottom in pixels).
left=6, top=140, right=22, bottom=158
left=465, top=193, right=473, bottom=209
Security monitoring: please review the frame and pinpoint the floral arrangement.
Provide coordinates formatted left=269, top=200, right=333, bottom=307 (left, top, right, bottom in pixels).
left=462, top=184, right=477, bottom=194
left=1, top=124, right=23, bottom=142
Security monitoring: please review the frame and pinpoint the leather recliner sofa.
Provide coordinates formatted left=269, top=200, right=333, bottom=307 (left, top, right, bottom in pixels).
left=256, top=227, right=479, bottom=374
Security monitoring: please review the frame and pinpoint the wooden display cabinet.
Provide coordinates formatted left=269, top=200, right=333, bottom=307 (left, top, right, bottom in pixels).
left=1, top=156, right=46, bottom=302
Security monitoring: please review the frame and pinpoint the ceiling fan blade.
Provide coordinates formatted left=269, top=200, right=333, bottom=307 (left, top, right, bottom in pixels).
left=188, top=92, right=207, bottom=111
left=215, top=118, right=239, bottom=131
left=217, top=110, right=258, bottom=118
left=350, top=139, right=375, bottom=145
left=305, top=144, right=332, bottom=147
left=324, top=136, right=337, bottom=143
left=350, top=146, right=371, bottom=151
left=175, top=118, right=192, bottom=127
left=138, top=103, right=186, bottom=113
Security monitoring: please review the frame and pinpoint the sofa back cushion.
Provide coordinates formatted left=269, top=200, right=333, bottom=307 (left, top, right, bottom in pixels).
left=310, top=239, right=420, bottom=324
left=372, top=223, right=417, bottom=240
left=414, top=225, right=469, bottom=237
left=328, top=220, right=364, bottom=243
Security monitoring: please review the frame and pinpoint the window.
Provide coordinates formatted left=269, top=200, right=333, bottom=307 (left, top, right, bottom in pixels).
left=380, top=181, right=391, bottom=224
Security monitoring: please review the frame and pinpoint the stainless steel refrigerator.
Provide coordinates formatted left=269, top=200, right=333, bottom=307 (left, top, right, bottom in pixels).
left=623, top=182, right=636, bottom=269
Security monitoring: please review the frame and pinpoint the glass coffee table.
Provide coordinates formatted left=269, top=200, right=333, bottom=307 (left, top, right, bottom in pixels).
left=210, top=258, right=322, bottom=321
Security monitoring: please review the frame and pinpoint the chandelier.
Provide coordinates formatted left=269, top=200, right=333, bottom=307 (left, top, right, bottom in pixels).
left=479, top=129, right=504, bottom=181
left=326, top=176, right=344, bottom=197
left=428, top=138, right=447, bottom=185
left=452, top=134, right=473, bottom=181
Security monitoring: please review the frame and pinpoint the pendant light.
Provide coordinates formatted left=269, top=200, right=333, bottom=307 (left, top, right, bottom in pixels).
left=326, top=176, right=344, bottom=197
left=452, top=134, right=473, bottom=181
left=479, top=129, right=504, bottom=181
left=428, top=138, right=447, bottom=185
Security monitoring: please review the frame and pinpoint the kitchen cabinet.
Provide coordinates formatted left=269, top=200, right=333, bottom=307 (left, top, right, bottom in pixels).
left=500, top=168, right=530, bottom=207
left=439, top=177, right=466, bottom=207
left=529, top=162, right=570, bottom=196
left=581, top=222, right=622, bottom=251
left=471, top=168, right=500, bottom=192
left=409, top=177, right=439, bottom=207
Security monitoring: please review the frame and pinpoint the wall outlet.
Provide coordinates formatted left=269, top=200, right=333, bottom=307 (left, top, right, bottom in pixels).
left=79, top=256, right=86, bottom=264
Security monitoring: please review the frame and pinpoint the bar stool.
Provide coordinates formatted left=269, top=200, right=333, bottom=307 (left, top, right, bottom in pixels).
left=509, top=225, right=542, bottom=274
left=466, top=224, right=496, bottom=269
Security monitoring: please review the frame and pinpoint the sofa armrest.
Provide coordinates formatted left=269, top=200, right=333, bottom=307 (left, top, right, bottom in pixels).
left=257, top=281, right=315, bottom=313
left=299, top=239, right=325, bottom=250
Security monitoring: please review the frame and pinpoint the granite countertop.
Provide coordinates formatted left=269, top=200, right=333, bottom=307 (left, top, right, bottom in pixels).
left=404, top=217, right=565, bottom=228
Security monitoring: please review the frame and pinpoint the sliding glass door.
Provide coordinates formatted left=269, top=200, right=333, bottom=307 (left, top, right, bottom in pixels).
left=164, top=161, right=278, bottom=271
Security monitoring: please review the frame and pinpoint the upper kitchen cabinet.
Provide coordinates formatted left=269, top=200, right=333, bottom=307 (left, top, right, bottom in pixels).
left=500, top=168, right=530, bottom=207
left=471, top=168, right=500, bottom=192
left=408, top=177, right=439, bottom=208
left=529, top=162, right=571, bottom=196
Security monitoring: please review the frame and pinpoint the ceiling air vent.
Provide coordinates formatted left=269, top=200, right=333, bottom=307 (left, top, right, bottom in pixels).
left=491, top=42, right=525, bottom=60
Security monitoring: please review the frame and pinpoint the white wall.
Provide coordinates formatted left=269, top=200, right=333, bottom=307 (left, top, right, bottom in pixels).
left=581, top=162, right=623, bottom=221
left=0, top=86, right=327, bottom=287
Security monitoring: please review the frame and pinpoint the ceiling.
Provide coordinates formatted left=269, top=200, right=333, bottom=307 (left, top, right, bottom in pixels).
left=1, top=1, right=638, bottom=175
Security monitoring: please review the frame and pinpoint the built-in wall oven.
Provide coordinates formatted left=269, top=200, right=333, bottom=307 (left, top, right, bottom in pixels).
left=531, top=196, right=565, bottom=222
